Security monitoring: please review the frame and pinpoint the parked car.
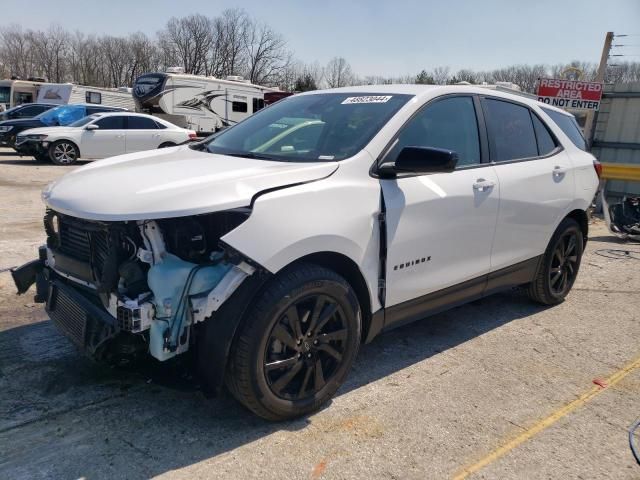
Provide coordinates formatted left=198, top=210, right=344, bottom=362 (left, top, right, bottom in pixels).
left=16, top=112, right=197, bottom=165
left=1, top=103, right=126, bottom=155
left=12, top=85, right=599, bottom=421
left=0, top=103, right=57, bottom=122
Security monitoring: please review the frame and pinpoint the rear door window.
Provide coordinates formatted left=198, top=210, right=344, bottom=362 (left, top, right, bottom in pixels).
left=542, top=108, right=587, bottom=151
left=127, top=116, right=159, bottom=129
left=483, top=98, right=538, bottom=161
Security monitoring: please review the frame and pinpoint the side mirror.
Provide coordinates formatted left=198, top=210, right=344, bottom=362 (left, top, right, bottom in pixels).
left=85, top=124, right=99, bottom=130
left=379, top=146, right=458, bottom=176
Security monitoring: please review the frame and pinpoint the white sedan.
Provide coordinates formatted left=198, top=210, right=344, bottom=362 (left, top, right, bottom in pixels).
left=15, top=112, right=197, bottom=165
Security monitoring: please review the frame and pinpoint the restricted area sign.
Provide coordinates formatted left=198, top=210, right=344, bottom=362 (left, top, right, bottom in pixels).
left=536, top=78, right=603, bottom=110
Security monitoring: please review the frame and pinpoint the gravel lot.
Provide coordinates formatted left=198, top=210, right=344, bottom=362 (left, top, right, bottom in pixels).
left=1, top=147, right=639, bottom=479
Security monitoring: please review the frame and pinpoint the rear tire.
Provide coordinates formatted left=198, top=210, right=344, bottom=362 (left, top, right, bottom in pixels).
left=49, top=140, right=79, bottom=165
left=225, top=263, right=361, bottom=421
left=527, top=217, right=583, bottom=305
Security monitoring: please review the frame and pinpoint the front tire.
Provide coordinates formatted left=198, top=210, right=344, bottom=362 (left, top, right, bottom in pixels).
left=49, top=140, right=79, bottom=165
left=527, top=217, right=584, bottom=305
left=225, top=263, right=361, bottom=421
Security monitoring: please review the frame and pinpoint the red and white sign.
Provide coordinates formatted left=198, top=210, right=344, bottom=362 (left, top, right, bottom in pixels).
left=536, top=78, right=603, bottom=111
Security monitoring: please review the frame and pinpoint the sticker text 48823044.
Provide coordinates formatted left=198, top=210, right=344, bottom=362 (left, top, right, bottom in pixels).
left=341, top=96, right=392, bottom=104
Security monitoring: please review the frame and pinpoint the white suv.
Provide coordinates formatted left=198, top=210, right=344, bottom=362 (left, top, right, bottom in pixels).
left=12, top=85, right=600, bottom=420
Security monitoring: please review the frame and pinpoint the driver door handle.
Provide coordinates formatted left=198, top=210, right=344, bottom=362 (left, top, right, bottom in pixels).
left=553, top=165, right=568, bottom=175
left=473, top=178, right=496, bottom=192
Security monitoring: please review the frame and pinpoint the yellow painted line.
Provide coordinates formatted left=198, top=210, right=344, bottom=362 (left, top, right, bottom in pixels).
left=453, top=354, right=640, bottom=480
left=601, top=163, right=640, bottom=182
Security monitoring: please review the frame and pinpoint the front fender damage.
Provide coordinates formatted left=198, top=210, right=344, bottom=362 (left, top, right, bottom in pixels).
left=139, top=221, right=258, bottom=362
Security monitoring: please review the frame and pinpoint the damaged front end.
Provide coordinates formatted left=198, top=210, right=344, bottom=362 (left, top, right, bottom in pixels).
left=12, top=208, right=259, bottom=362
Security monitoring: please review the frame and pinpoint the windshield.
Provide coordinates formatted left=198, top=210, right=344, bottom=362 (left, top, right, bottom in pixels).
left=69, top=114, right=100, bottom=128
left=0, top=87, right=10, bottom=104
left=36, top=105, right=87, bottom=126
left=205, top=93, right=413, bottom=162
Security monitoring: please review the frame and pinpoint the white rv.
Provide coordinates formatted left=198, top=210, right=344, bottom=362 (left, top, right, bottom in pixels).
left=132, top=70, right=280, bottom=134
left=37, top=84, right=134, bottom=110
left=0, top=78, right=49, bottom=110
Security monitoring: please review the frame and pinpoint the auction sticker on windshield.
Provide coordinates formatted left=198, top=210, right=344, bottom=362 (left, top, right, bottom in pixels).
left=341, top=96, right=392, bottom=104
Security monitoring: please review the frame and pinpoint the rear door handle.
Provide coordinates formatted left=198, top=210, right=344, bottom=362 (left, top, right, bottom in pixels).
left=553, top=165, right=568, bottom=175
left=473, top=179, right=496, bottom=192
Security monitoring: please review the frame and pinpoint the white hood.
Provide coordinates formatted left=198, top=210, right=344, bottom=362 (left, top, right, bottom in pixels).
left=20, top=126, right=77, bottom=136
left=44, top=146, right=338, bottom=221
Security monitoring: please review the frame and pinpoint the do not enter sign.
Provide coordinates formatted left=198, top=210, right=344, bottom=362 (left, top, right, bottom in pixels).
left=536, top=78, right=603, bottom=110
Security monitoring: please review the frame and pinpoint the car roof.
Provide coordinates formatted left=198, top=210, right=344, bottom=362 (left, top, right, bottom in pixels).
left=303, top=84, right=570, bottom=116
left=53, top=103, right=127, bottom=111
left=17, top=102, right=58, bottom=107
left=91, top=111, right=158, bottom=118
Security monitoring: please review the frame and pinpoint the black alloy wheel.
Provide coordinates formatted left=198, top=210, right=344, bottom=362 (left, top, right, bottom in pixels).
left=548, top=230, right=580, bottom=296
left=223, top=263, right=361, bottom=421
left=527, top=217, right=584, bottom=305
left=263, top=294, right=348, bottom=401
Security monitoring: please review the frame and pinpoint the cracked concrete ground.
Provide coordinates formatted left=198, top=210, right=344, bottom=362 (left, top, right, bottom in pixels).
left=1, top=148, right=639, bottom=479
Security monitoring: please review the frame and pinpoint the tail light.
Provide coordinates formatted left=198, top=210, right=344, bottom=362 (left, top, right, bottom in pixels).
left=188, top=131, right=197, bottom=140
left=593, top=159, right=602, bottom=179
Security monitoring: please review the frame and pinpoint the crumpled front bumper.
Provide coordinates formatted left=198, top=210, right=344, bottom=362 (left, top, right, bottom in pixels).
left=11, top=247, right=118, bottom=354
left=14, top=139, right=45, bottom=157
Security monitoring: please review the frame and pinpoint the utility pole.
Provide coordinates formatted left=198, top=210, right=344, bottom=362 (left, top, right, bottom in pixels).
left=584, top=31, right=614, bottom=148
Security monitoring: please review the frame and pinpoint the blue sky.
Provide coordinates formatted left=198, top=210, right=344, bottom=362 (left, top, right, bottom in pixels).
left=3, top=0, right=639, bottom=76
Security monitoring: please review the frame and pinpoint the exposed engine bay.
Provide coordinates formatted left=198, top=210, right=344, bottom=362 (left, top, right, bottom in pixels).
left=38, top=208, right=256, bottom=361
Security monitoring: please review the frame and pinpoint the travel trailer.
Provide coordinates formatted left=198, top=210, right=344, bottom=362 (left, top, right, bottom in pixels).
left=0, top=78, right=49, bottom=110
left=133, top=70, right=281, bottom=134
left=36, top=84, right=134, bottom=110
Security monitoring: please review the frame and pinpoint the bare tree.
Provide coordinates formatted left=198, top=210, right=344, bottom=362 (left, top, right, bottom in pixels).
left=325, top=57, right=354, bottom=88
left=126, top=32, right=161, bottom=85
left=432, top=66, right=450, bottom=85
left=244, top=21, right=291, bottom=84
left=4, top=18, right=640, bottom=92
left=211, top=9, right=251, bottom=77
left=99, top=36, right=131, bottom=87
left=28, top=25, right=69, bottom=82
left=0, top=25, right=37, bottom=79
left=158, top=14, right=214, bottom=75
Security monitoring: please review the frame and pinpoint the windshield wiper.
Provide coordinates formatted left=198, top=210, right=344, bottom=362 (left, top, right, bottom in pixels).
left=220, top=151, right=278, bottom=161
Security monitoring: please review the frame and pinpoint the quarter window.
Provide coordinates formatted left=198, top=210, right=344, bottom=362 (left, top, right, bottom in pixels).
left=127, top=116, right=159, bottom=129
left=388, top=96, right=481, bottom=167
left=484, top=99, right=538, bottom=161
left=532, top=114, right=557, bottom=156
left=542, top=108, right=587, bottom=151
left=232, top=101, right=248, bottom=113
left=94, top=116, right=125, bottom=130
